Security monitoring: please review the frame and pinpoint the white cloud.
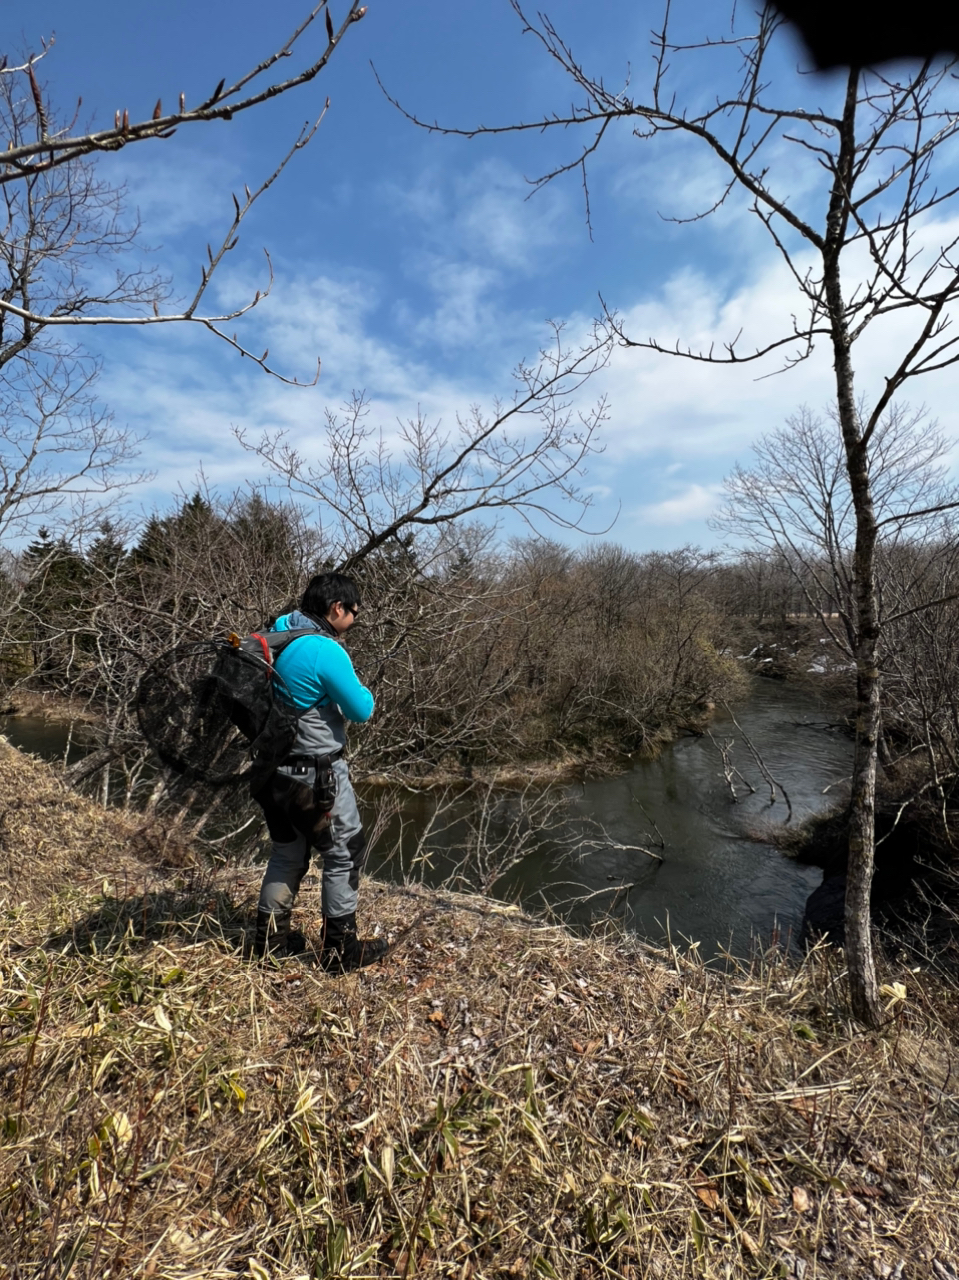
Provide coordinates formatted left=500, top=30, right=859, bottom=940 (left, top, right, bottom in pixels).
left=635, top=483, right=723, bottom=526
left=583, top=212, right=959, bottom=468
left=99, top=208, right=959, bottom=550
left=384, top=157, right=572, bottom=272
left=96, top=267, right=503, bottom=512
left=84, top=141, right=959, bottom=555
left=116, top=145, right=244, bottom=240
left=403, top=258, right=507, bottom=351
left=379, top=157, right=576, bottom=353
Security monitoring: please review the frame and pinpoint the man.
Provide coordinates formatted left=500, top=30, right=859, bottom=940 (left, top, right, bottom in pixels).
left=252, top=571, right=388, bottom=972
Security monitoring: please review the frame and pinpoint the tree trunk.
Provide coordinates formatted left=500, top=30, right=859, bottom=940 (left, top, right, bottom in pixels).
left=840, top=384, right=882, bottom=1027
left=63, top=745, right=121, bottom=787
left=825, top=68, right=882, bottom=1028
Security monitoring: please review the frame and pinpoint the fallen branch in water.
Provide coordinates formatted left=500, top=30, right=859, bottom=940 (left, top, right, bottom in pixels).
left=722, top=702, right=793, bottom=821
left=545, top=879, right=637, bottom=912
left=632, top=798, right=667, bottom=849
left=607, top=839, right=664, bottom=863
left=707, top=731, right=757, bottom=803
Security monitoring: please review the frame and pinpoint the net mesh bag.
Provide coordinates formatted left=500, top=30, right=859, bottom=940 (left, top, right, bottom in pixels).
left=135, top=640, right=300, bottom=787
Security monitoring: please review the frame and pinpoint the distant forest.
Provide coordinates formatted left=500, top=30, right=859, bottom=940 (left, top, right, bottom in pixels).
left=5, top=482, right=959, bottom=811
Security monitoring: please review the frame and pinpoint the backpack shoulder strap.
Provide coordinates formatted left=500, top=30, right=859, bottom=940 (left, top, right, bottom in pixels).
left=267, top=627, right=320, bottom=656
left=233, top=626, right=322, bottom=665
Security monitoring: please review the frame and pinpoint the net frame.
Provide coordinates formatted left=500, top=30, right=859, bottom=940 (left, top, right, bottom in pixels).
left=135, top=639, right=300, bottom=787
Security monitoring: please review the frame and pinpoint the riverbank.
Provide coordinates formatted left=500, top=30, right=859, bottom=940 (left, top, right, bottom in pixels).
left=2, top=678, right=854, bottom=954
left=2, top=742, right=957, bottom=1279
left=0, top=686, right=102, bottom=724
left=0, top=685, right=691, bottom=791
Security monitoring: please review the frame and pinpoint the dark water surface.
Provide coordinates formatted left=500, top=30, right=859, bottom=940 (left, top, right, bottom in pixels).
left=533, top=678, right=851, bottom=953
left=1, top=678, right=851, bottom=955
left=0, top=714, right=90, bottom=763
left=364, top=678, right=852, bottom=956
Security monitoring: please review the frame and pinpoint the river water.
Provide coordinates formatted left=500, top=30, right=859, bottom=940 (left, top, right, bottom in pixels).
left=1, top=677, right=851, bottom=956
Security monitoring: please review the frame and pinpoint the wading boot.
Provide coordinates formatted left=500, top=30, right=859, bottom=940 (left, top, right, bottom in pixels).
left=319, top=912, right=389, bottom=973
left=251, top=909, right=308, bottom=960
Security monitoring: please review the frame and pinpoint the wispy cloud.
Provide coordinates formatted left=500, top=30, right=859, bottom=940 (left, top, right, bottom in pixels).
left=384, top=157, right=572, bottom=272
left=635, top=482, right=723, bottom=526
left=85, top=140, right=959, bottom=553
left=380, top=157, right=575, bottom=354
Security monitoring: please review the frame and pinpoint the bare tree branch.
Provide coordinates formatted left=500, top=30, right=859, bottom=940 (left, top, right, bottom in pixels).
left=237, top=322, right=614, bottom=567
left=0, top=4, right=368, bottom=181
left=0, top=112, right=329, bottom=384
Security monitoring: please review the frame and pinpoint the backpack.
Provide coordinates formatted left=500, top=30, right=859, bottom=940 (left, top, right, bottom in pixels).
left=136, top=627, right=314, bottom=789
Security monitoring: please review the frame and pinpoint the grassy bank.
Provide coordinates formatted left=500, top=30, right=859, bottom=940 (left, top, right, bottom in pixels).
left=2, top=741, right=958, bottom=1280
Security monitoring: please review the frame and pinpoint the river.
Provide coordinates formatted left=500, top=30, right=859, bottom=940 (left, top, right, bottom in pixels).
left=1, top=676, right=850, bottom=956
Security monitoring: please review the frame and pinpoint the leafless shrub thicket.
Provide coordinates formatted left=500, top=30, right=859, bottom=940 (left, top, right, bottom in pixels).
left=2, top=485, right=741, bottom=809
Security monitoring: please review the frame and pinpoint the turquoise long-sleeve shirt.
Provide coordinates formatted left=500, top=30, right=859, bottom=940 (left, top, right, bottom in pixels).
left=273, top=611, right=374, bottom=724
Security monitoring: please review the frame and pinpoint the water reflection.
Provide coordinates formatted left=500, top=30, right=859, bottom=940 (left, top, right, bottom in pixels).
left=0, top=715, right=89, bottom=765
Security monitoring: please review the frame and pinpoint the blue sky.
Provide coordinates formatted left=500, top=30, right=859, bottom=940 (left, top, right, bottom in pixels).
left=7, top=1, right=959, bottom=551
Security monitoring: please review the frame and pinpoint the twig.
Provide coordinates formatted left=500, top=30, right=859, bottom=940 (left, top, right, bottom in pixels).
left=707, top=731, right=757, bottom=802
left=632, top=798, right=667, bottom=848
left=722, top=701, right=792, bottom=820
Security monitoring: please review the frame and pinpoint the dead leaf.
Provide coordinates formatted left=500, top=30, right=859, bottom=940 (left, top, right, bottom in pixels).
left=740, top=1229, right=760, bottom=1256
left=695, top=1183, right=721, bottom=1211
left=792, top=1185, right=811, bottom=1213
left=168, top=1227, right=195, bottom=1255
left=111, top=1112, right=132, bottom=1144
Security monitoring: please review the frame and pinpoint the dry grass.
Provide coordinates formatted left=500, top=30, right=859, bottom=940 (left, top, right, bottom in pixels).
left=1, top=740, right=958, bottom=1280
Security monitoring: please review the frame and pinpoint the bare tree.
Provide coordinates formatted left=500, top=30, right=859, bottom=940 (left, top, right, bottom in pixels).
left=2, top=6, right=368, bottom=370
left=0, top=6, right=365, bottom=183
left=0, top=5, right=368, bottom=545
left=708, top=547, right=808, bottom=633
left=399, top=3, right=959, bottom=1024
left=8, top=489, right=315, bottom=824
left=0, top=355, right=150, bottom=545
left=713, top=404, right=958, bottom=660
left=238, top=322, right=612, bottom=565
left=232, top=324, right=615, bottom=776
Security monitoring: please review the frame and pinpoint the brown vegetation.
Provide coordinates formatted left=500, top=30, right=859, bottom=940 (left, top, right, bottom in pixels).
left=2, top=520, right=742, bottom=799
left=2, top=743, right=957, bottom=1279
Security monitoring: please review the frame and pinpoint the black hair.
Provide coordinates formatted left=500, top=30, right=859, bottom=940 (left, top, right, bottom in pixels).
left=300, top=571, right=361, bottom=621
